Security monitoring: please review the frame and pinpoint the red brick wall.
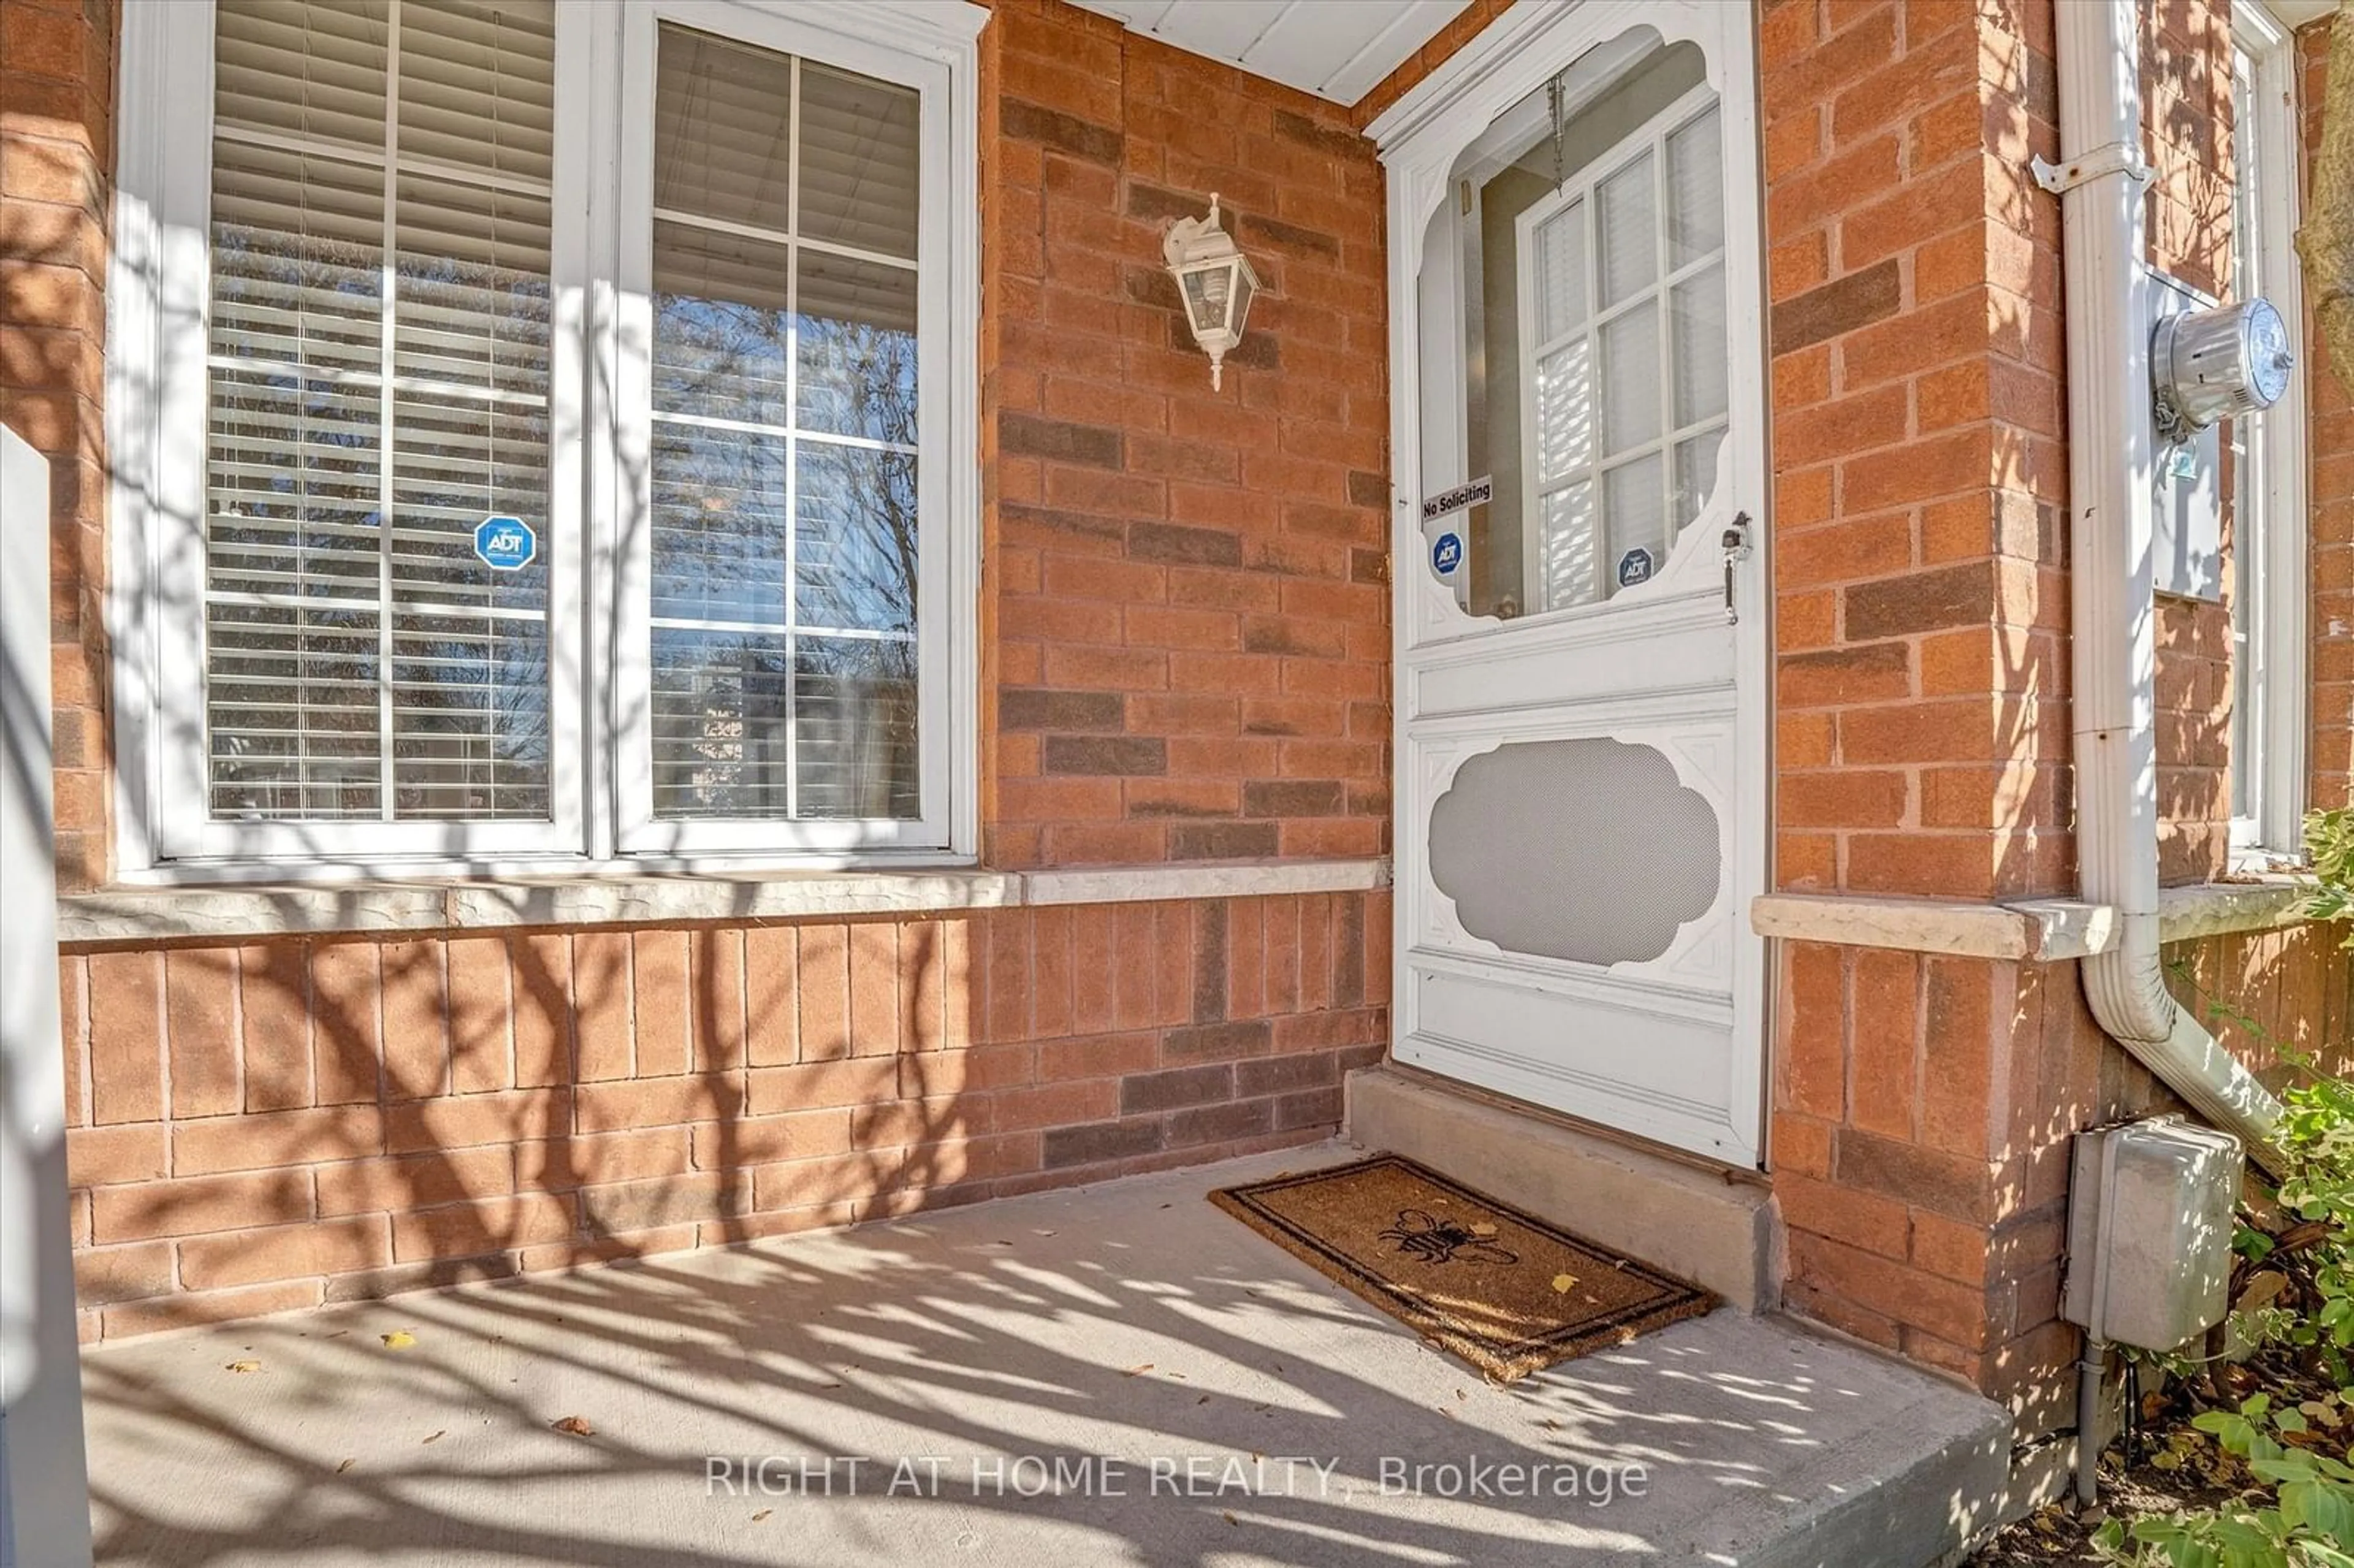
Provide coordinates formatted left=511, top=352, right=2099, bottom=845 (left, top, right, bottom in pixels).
left=25, top=0, right=1404, bottom=1340
left=0, top=0, right=113, bottom=892
left=62, top=893, right=1390, bottom=1339
left=1754, top=0, right=2082, bottom=1411
left=2149, top=0, right=2240, bottom=884
left=981, top=0, right=1392, bottom=869
left=1758, top=0, right=2352, bottom=1440
left=1762, top=0, right=2070, bottom=906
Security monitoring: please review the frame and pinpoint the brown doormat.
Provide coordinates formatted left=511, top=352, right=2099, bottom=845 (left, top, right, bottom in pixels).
left=1211, top=1154, right=1713, bottom=1383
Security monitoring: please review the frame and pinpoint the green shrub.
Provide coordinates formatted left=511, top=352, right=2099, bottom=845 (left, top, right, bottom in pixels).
left=2090, top=810, right=2354, bottom=1567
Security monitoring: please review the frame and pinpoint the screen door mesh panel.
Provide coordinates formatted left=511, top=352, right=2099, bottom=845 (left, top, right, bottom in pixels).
left=1428, top=738, right=1720, bottom=967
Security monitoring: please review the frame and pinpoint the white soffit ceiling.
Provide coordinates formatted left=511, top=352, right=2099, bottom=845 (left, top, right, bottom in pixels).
left=1067, top=0, right=1476, bottom=106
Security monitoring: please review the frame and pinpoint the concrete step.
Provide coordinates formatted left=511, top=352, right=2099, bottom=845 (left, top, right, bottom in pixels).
left=1346, top=1064, right=1782, bottom=1310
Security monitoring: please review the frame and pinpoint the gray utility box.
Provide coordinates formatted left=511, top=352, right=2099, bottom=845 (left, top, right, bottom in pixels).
left=2063, top=1116, right=2244, bottom=1353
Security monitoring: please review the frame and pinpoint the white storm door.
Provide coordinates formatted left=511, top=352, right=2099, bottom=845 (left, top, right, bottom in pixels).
left=1373, top=1, right=1767, bottom=1166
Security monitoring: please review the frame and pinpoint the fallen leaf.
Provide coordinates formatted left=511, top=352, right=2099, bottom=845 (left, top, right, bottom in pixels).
left=1124, top=1363, right=1154, bottom=1377
left=381, top=1330, right=417, bottom=1350
left=550, top=1415, right=595, bottom=1438
left=1222, top=1512, right=1238, bottom=1527
left=1551, top=1274, right=1578, bottom=1294
left=226, top=1359, right=262, bottom=1374
left=750, top=1510, right=772, bottom=1523
left=422, top=1431, right=445, bottom=1445
left=335, top=1458, right=356, bottom=1474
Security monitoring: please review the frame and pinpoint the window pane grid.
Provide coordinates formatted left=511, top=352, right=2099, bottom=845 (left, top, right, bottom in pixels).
left=203, top=0, right=556, bottom=825
left=651, top=204, right=918, bottom=274
left=1525, top=96, right=1726, bottom=612
left=648, top=23, right=920, bottom=823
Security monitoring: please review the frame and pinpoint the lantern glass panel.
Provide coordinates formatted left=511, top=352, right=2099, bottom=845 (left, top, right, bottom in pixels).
left=1181, top=262, right=1235, bottom=337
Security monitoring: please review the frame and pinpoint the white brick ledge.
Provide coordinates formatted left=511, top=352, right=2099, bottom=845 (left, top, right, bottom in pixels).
left=56, top=858, right=1394, bottom=946
left=1750, top=878, right=2328, bottom=962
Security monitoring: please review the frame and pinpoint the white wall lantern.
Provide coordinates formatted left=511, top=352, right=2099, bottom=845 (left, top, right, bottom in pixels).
left=1162, top=194, right=1260, bottom=390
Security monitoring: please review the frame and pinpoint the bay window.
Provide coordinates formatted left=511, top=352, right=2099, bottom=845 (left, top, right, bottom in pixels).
left=112, top=0, right=981, bottom=877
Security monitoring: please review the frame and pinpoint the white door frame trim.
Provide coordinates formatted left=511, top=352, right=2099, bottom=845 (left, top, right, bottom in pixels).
left=1369, top=0, right=1770, bottom=1167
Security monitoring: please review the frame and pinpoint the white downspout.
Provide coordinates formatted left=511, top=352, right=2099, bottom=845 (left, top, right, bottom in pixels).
left=2054, top=0, right=2284, bottom=1171
left=2053, top=0, right=2286, bottom=1509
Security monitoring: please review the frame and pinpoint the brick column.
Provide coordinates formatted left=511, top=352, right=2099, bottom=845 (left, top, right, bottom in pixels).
left=0, top=0, right=115, bottom=891
left=1759, top=0, right=2099, bottom=1431
left=1760, top=0, right=2345, bottom=1453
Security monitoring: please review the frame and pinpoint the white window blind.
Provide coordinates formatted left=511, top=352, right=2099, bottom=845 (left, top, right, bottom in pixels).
left=645, top=22, right=922, bottom=823
left=204, top=0, right=557, bottom=824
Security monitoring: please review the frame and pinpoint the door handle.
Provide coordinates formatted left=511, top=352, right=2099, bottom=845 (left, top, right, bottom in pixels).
left=1721, top=512, right=1753, bottom=625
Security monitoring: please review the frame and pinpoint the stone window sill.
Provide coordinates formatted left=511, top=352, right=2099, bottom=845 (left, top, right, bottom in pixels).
left=55, top=858, right=1395, bottom=946
left=1749, top=876, right=2329, bottom=962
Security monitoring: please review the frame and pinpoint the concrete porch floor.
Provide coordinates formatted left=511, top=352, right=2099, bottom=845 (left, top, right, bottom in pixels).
left=81, top=1144, right=2010, bottom=1567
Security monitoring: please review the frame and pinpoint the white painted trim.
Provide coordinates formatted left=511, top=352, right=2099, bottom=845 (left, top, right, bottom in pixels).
left=118, top=0, right=591, bottom=866
left=608, top=0, right=981, bottom=861
left=1067, top=0, right=1469, bottom=105
left=2228, top=2, right=2309, bottom=856
left=2263, top=0, right=2336, bottom=26
left=56, top=858, right=1394, bottom=945
left=1750, top=882, right=2333, bottom=962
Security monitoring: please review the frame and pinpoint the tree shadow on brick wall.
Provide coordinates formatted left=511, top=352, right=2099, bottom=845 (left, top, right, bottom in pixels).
left=83, top=243, right=1018, bottom=1300
left=84, top=908, right=999, bottom=1295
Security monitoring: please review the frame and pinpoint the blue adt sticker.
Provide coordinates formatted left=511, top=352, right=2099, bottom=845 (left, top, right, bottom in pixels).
left=1431, top=531, right=1463, bottom=574
left=1615, top=547, right=1653, bottom=588
left=474, top=515, right=537, bottom=571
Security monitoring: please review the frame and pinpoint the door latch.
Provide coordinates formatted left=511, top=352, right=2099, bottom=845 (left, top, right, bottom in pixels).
left=1721, top=512, right=1752, bottom=625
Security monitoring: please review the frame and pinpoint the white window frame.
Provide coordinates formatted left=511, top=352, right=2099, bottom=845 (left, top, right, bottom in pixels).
left=1512, top=82, right=1727, bottom=614
left=606, top=0, right=958, bottom=858
left=109, top=0, right=983, bottom=883
left=2228, top=2, right=2309, bottom=864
